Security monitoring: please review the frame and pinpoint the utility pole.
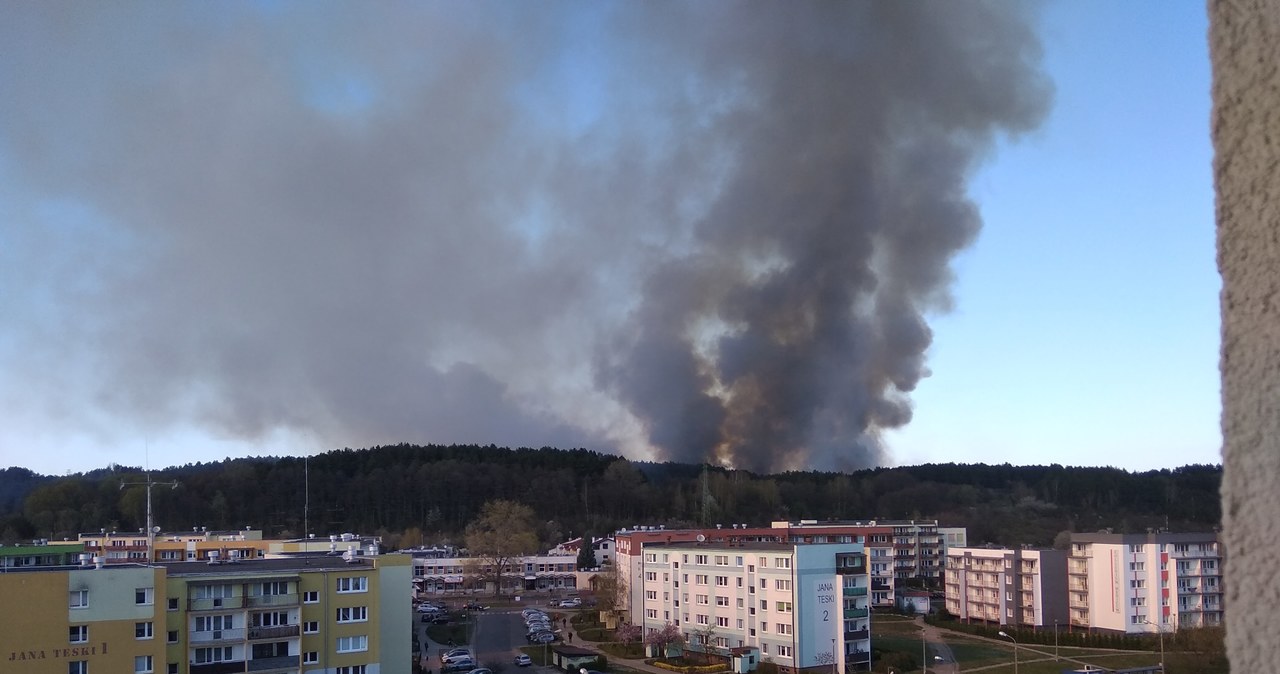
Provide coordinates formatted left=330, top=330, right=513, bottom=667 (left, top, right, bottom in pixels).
left=119, top=471, right=179, bottom=563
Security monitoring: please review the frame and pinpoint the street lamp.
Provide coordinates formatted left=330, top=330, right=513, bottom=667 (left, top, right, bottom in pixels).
left=1142, top=619, right=1165, bottom=673
left=998, top=631, right=1018, bottom=674
left=921, top=627, right=929, bottom=674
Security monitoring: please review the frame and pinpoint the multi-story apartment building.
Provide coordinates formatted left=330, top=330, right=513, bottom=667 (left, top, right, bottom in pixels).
left=410, top=554, right=579, bottom=594
left=548, top=536, right=616, bottom=568
left=637, top=542, right=871, bottom=673
left=0, top=552, right=412, bottom=674
left=616, top=520, right=954, bottom=619
left=0, top=539, right=86, bottom=568
left=944, top=547, right=1067, bottom=628
left=79, top=529, right=383, bottom=565
left=1067, top=532, right=1223, bottom=634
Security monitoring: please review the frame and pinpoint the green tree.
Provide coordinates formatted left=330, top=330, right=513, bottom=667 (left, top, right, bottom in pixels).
left=576, top=532, right=596, bottom=570
left=465, top=499, right=538, bottom=596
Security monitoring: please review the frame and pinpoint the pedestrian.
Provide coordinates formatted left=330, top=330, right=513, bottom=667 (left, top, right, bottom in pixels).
left=568, top=632, right=573, bottom=643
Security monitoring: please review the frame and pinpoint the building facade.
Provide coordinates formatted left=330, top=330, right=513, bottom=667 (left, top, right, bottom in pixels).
left=410, top=554, right=578, bottom=595
left=637, top=542, right=870, bottom=673
left=943, top=547, right=1067, bottom=629
left=616, top=520, right=955, bottom=620
left=1067, top=532, right=1223, bottom=634
left=0, top=553, right=411, bottom=674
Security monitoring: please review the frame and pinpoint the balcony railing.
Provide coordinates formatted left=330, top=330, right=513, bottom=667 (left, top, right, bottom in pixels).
left=245, top=593, right=299, bottom=608
left=247, top=655, right=298, bottom=672
left=190, top=661, right=245, bottom=674
left=847, top=650, right=871, bottom=664
left=248, top=625, right=300, bottom=640
left=191, top=628, right=246, bottom=643
left=190, top=597, right=245, bottom=611
left=842, top=586, right=867, bottom=597
left=843, top=629, right=870, bottom=642
left=843, top=608, right=869, bottom=619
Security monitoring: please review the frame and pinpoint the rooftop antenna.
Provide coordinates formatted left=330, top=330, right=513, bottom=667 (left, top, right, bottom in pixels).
left=119, top=445, right=178, bottom=563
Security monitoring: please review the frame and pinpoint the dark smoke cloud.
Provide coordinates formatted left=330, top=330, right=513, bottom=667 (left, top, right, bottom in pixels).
left=0, top=2, right=1048, bottom=472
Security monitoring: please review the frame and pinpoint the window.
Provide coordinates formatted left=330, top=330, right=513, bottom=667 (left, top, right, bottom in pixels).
left=715, top=555, right=728, bottom=565
left=194, top=647, right=233, bottom=664
left=195, top=615, right=233, bottom=632
left=337, top=635, right=368, bottom=653
left=737, top=598, right=744, bottom=608
left=1130, top=561, right=1146, bottom=571
left=776, top=601, right=792, bottom=613
left=776, top=645, right=792, bottom=658
left=736, top=577, right=743, bottom=587
left=135, top=587, right=154, bottom=605
left=695, top=555, right=708, bottom=564
left=646, top=591, right=658, bottom=600
left=304, top=621, right=319, bottom=634
left=134, top=655, right=153, bottom=673
left=735, top=556, right=743, bottom=566
left=167, top=598, right=178, bottom=611
left=259, top=581, right=290, bottom=596
left=777, top=623, right=792, bottom=635
left=166, top=630, right=178, bottom=644
left=303, top=591, right=319, bottom=603
left=775, top=579, right=791, bottom=591
left=303, top=652, right=319, bottom=665
left=645, top=572, right=658, bottom=582
left=715, top=596, right=729, bottom=606
left=69, top=590, right=88, bottom=609
left=696, top=614, right=709, bottom=625
left=775, top=557, right=791, bottom=569
left=758, top=557, right=767, bottom=568
left=646, top=609, right=658, bottom=619
left=761, top=622, right=769, bottom=632
left=695, top=574, right=708, bottom=585
left=761, top=644, right=768, bottom=654
left=135, top=622, right=153, bottom=639
left=337, top=666, right=368, bottom=674
left=737, top=619, right=744, bottom=629
left=336, top=606, right=369, bottom=623
left=336, top=576, right=368, bottom=593
left=715, top=576, right=728, bottom=586
left=716, top=616, right=729, bottom=627
left=69, top=625, right=88, bottom=643
left=168, top=664, right=178, bottom=674
left=760, top=600, right=767, bottom=610
left=69, top=662, right=88, bottom=674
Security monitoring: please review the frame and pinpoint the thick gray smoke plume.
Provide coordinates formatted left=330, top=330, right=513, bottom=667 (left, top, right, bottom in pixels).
left=0, top=3, right=1048, bottom=473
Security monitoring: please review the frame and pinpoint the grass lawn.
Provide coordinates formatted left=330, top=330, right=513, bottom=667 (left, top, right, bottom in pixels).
left=426, top=619, right=471, bottom=646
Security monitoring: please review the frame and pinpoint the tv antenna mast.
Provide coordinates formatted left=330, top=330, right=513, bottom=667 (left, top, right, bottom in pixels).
left=120, top=464, right=179, bottom=563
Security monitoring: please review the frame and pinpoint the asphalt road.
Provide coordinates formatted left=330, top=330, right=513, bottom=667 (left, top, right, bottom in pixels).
left=472, top=610, right=529, bottom=667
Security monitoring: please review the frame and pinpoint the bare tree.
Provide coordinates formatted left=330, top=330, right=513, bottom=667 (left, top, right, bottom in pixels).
left=465, top=500, right=538, bottom=596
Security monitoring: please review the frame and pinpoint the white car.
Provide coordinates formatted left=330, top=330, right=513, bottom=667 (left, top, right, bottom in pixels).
left=514, top=654, right=533, bottom=667
left=558, top=598, right=581, bottom=608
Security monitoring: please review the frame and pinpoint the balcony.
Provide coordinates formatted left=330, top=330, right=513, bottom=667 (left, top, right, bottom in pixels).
left=191, top=661, right=246, bottom=674
left=842, top=586, right=868, bottom=597
left=844, top=608, right=869, bottom=619
left=246, top=593, right=299, bottom=608
left=844, top=629, right=870, bottom=642
left=190, top=597, right=245, bottom=611
left=191, top=628, right=247, bottom=643
left=248, top=625, right=300, bottom=640
left=247, top=655, right=298, bottom=672
left=847, top=650, right=871, bottom=664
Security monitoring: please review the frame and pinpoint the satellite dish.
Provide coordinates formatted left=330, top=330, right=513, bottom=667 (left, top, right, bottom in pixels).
left=696, top=534, right=706, bottom=543
left=153, top=526, right=161, bottom=533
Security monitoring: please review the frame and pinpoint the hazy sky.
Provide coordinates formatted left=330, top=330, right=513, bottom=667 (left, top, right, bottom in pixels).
left=0, top=1, right=1218, bottom=476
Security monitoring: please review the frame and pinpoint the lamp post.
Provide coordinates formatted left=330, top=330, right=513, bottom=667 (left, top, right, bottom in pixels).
left=1142, top=619, right=1165, bottom=672
left=1054, top=619, right=1059, bottom=661
left=921, top=627, right=928, bottom=674
left=998, top=631, right=1018, bottom=674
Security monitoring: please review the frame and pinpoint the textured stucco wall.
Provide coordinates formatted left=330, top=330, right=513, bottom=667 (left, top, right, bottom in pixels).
left=1210, top=0, right=1280, bottom=668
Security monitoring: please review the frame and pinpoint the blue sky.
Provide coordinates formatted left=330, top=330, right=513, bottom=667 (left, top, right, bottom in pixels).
left=0, top=2, right=1220, bottom=475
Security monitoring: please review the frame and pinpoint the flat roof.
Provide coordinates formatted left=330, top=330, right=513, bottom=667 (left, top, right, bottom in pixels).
left=161, top=556, right=371, bottom=577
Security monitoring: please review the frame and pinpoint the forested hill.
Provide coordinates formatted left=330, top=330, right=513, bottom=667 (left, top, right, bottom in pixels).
left=0, top=444, right=1220, bottom=549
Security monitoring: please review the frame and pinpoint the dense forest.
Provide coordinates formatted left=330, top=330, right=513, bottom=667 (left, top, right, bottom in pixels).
left=0, top=444, right=1221, bottom=549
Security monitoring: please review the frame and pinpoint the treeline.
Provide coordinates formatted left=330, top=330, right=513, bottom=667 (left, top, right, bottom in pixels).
left=0, top=444, right=1221, bottom=548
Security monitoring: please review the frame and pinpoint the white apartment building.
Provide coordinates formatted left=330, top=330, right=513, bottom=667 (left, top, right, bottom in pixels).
left=638, top=542, right=871, bottom=673
left=615, top=521, right=958, bottom=621
left=1068, top=532, right=1223, bottom=634
left=944, top=547, right=1067, bottom=628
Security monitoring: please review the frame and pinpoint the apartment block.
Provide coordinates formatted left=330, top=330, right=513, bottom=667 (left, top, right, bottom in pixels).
left=616, top=520, right=954, bottom=619
left=78, top=529, right=383, bottom=565
left=1067, top=532, right=1223, bottom=634
left=943, top=547, right=1067, bottom=628
left=637, top=542, right=870, bottom=673
left=0, top=552, right=411, bottom=674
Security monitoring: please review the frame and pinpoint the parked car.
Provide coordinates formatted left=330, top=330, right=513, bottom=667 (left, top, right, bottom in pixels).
left=417, top=604, right=440, bottom=613
left=528, top=632, right=556, bottom=644
left=463, top=601, right=487, bottom=610
left=431, top=614, right=453, bottom=624
left=558, top=598, right=581, bottom=608
left=468, top=668, right=493, bottom=674
left=442, top=660, right=475, bottom=673
left=514, top=654, right=533, bottom=667
left=441, top=649, right=470, bottom=660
